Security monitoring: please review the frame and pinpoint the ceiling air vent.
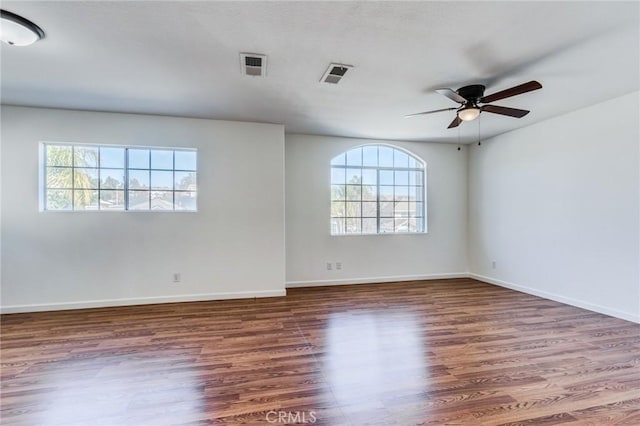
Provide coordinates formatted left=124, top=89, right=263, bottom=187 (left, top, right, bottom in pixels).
left=240, top=53, right=267, bottom=77
left=321, top=63, right=352, bottom=84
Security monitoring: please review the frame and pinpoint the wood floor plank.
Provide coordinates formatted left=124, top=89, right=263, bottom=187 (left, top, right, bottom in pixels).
left=1, top=278, right=638, bottom=425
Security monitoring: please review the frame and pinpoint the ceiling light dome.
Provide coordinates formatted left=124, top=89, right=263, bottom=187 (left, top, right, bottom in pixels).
left=1, top=10, right=45, bottom=46
left=458, top=106, right=480, bottom=122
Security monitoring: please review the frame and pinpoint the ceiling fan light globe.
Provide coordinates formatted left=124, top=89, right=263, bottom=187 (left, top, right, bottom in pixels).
left=458, top=107, right=480, bottom=122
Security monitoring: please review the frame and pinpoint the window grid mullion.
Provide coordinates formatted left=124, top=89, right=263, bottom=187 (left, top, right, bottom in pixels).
left=124, top=148, right=130, bottom=210
left=376, top=168, right=380, bottom=234
left=71, top=146, right=75, bottom=211
left=147, top=150, right=151, bottom=209
left=97, top=148, right=101, bottom=211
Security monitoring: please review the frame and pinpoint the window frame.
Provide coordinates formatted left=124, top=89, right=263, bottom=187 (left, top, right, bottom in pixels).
left=40, top=142, right=198, bottom=212
left=330, top=144, right=427, bottom=236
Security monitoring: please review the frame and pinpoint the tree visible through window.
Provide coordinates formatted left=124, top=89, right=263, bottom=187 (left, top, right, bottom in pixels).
left=330, top=145, right=425, bottom=234
left=42, top=143, right=197, bottom=211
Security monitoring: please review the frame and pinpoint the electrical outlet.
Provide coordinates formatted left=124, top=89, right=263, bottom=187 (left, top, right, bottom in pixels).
left=336, top=262, right=342, bottom=270
left=326, top=262, right=333, bottom=271
left=173, top=272, right=181, bottom=283
left=491, top=261, right=496, bottom=270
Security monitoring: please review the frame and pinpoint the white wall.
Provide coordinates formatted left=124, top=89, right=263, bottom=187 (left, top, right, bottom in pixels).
left=468, top=92, right=640, bottom=323
left=0, top=106, right=286, bottom=312
left=285, top=134, right=468, bottom=286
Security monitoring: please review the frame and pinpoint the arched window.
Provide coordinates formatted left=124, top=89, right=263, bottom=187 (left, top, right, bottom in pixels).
left=330, top=144, right=425, bottom=235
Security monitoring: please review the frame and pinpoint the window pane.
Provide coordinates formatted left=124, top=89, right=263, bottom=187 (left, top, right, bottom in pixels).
left=394, top=170, right=408, bottom=185
left=74, top=190, right=98, bottom=210
left=394, top=201, right=409, bottom=217
left=415, top=202, right=424, bottom=217
left=380, top=201, right=393, bottom=217
left=394, top=150, right=408, bottom=168
left=362, top=169, right=376, bottom=185
left=175, top=191, right=197, bottom=211
left=100, top=169, right=125, bottom=189
left=46, top=167, right=73, bottom=188
left=408, top=218, right=417, bottom=232
left=379, top=186, right=393, bottom=201
left=151, top=150, right=173, bottom=170
left=175, top=150, right=197, bottom=171
left=331, top=168, right=346, bottom=184
left=379, top=146, right=393, bottom=167
left=331, top=185, right=346, bottom=201
left=46, top=145, right=72, bottom=167
left=395, top=186, right=409, bottom=199
left=409, top=170, right=423, bottom=185
left=175, top=171, right=196, bottom=191
left=346, top=148, right=362, bottom=166
left=151, top=170, right=173, bottom=190
left=408, top=202, right=418, bottom=216
left=362, top=146, right=378, bottom=167
left=331, top=152, right=346, bottom=166
left=74, top=146, right=98, bottom=168
left=362, top=218, right=377, bottom=234
left=331, top=201, right=345, bottom=217
left=100, top=190, right=125, bottom=210
left=346, top=202, right=361, bottom=218
left=346, top=218, right=361, bottom=233
left=362, top=185, right=376, bottom=201
left=412, top=187, right=424, bottom=202
left=74, top=168, right=99, bottom=189
left=151, top=191, right=174, bottom=210
left=46, top=189, right=72, bottom=210
left=346, top=168, right=361, bottom=184
left=346, top=185, right=361, bottom=200
left=380, top=218, right=394, bottom=233
left=129, top=191, right=150, bottom=210
left=395, top=218, right=409, bottom=232
left=331, top=218, right=345, bottom=234
left=409, top=156, right=422, bottom=169
left=100, top=147, right=125, bottom=168
left=128, top=149, right=150, bottom=169
left=379, top=170, right=393, bottom=185
left=362, top=201, right=377, bottom=217
left=129, top=170, right=149, bottom=189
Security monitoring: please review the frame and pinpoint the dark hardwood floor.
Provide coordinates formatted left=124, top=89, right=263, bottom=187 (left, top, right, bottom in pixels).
left=1, top=278, right=639, bottom=425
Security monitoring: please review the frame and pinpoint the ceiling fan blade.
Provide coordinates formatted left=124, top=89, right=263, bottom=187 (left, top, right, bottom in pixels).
left=481, top=105, right=530, bottom=118
left=435, top=88, right=467, bottom=104
left=405, top=107, right=457, bottom=118
left=480, top=80, right=542, bottom=104
left=447, top=115, right=462, bottom=129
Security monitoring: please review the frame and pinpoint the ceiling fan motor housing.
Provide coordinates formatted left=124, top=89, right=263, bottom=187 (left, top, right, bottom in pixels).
left=457, top=84, right=486, bottom=104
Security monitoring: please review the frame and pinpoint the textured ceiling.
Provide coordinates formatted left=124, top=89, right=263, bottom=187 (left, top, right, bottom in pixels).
left=1, top=1, right=638, bottom=143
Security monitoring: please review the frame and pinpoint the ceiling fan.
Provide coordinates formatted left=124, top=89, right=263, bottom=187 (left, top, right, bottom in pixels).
left=406, top=80, right=542, bottom=128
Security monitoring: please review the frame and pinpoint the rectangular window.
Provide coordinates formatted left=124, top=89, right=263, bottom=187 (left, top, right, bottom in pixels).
left=42, top=143, right=197, bottom=212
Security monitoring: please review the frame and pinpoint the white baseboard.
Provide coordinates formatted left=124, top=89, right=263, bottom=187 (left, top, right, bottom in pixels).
left=469, top=273, right=639, bottom=324
left=286, top=273, right=469, bottom=288
left=0, top=289, right=287, bottom=314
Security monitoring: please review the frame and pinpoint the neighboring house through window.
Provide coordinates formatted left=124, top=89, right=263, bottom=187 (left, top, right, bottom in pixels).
left=330, top=144, right=425, bottom=235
